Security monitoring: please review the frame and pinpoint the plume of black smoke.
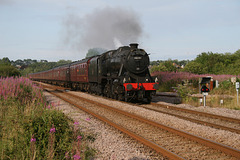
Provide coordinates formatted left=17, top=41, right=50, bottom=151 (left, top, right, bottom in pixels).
left=62, top=6, right=143, bottom=51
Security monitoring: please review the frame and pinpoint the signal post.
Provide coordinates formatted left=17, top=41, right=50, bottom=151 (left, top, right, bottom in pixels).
left=201, top=85, right=210, bottom=107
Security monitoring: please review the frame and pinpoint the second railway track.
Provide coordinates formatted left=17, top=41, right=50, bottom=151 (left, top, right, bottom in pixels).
left=136, top=103, right=240, bottom=134
left=42, top=84, right=240, bottom=159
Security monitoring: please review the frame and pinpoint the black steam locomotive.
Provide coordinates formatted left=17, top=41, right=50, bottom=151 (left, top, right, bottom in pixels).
left=29, top=43, right=159, bottom=103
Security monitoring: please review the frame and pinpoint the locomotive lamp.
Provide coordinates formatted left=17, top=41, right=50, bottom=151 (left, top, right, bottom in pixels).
left=155, top=77, right=159, bottom=83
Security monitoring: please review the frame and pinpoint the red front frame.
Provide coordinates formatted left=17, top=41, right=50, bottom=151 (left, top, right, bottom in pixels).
left=123, top=83, right=158, bottom=91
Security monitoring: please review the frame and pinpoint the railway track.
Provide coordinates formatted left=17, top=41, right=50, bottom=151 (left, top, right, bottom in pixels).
left=41, top=84, right=240, bottom=159
left=135, top=103, right=240, bottom=134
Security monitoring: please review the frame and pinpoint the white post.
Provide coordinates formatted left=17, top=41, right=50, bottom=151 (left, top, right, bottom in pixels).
left=203, top=95, right=206, bottom=106
left=202, top=92, right=208, bottom=107
left=220, top=99, right=224, bottom=106
left=237, top=89, right=239, bottom=105
left=236, top=82, right=239, bottom=105
left=199, top=98, right=202, bottom=105
left=216, top=80, right=219, bottom=88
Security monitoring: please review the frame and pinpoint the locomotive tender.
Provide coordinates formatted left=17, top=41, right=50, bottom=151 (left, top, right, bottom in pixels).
left=29, top=44, right=159, bottom=103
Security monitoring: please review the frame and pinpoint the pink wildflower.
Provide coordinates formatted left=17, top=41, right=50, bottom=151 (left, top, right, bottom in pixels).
left=31, top=138, right=36, bottom=142
left=50, top=127, right=56, bottom=133
left=31, top=135, right=36, bottom=142
left=47, top=105, right=51, bottom=109
left=73, top=154, right=81, bottom=160
left=86, top=118, right=90, bottom=121
left=77, top=136, right=82, bottom=140
left=74, top=121, right=79, bottom=125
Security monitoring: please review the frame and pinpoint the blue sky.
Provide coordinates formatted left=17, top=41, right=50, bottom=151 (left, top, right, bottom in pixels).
left=0, top=0, right=239, bottom=61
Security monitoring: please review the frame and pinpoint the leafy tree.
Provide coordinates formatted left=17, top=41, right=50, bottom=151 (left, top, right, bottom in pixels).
left=20, top=59, right=72, bottom=76
left=150, top=60, right=160, bottom=66
left=183, top=61, right=204, bottom=74
left=163, top=60, right=177, bottom=72
left=150, top=63, right=168, bottom=72
left=150, top=59, right=184, bottom=73
left=56, top=60, right=72, bottom=66
left=0, top=57, right=11, bottom=65
left=183, top=50, right=240, bottom=75
left=40, top=60, right=48, bottom=63
left=212, top=62, right=226, bottom=74
left=14, top=59, right=24, bottom=66
left=0, top=64, right=20, bottom=77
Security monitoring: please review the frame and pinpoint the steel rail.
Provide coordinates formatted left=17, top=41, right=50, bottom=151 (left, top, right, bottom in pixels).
left=139, top=105, right=240, bottom=134
left=53, top=90, right=240, bottom=158
left=45, top=89, right=185, bottom=160
left=151, top=102, right=240, bottom=124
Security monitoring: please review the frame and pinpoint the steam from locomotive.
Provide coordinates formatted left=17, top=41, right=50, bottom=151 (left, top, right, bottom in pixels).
left=29, top=44, right=159, bottom=103
left=62, top=6, right=143, bottom=51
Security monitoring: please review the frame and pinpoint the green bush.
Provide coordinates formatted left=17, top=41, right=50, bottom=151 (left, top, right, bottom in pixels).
left=212, top=80, right=236, bottom=95
left=29, top=110, right=73, bottom=159
left=0, top=65, right=20, bottom=77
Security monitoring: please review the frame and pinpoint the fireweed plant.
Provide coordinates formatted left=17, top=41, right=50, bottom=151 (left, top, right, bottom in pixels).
left=0, top=77, right=96, bottom=159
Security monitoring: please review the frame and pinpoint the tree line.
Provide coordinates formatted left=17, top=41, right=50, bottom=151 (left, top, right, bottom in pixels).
left=150, top=49, right=240, bottom=75
left=0, top=47, right=104, bottom=77
left=1, top=49, right=240, bottom=77
left=0, top=58, right=71, bottom=77
left=20, top=59, right=72, bottom=76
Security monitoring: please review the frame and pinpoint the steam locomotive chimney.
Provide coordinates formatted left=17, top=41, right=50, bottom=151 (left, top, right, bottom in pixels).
left=130, top=43, right=138, bottom=49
